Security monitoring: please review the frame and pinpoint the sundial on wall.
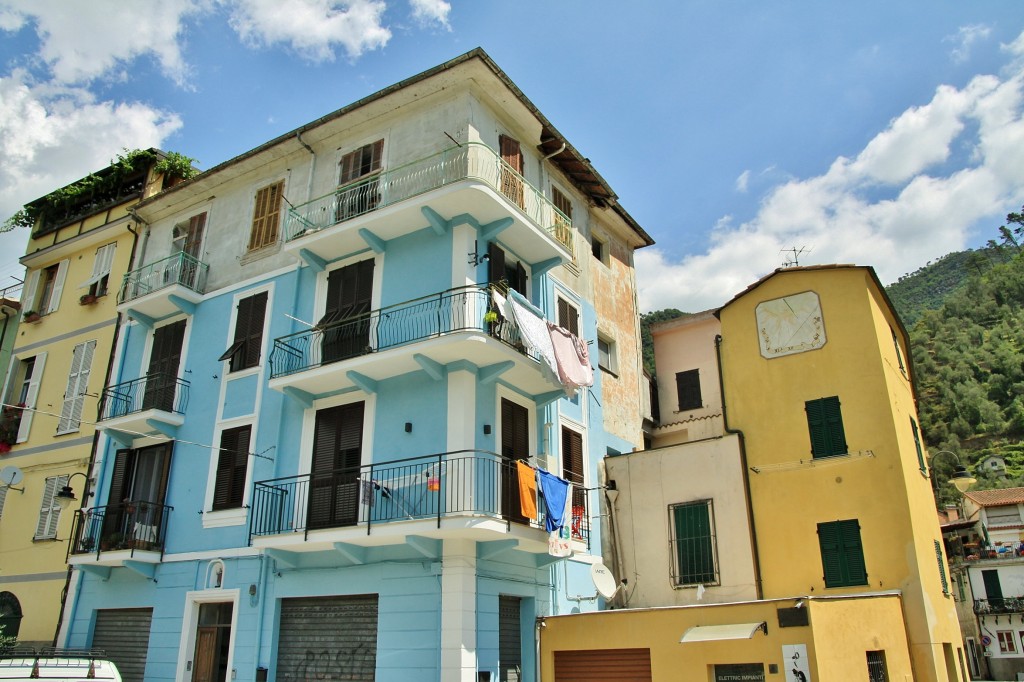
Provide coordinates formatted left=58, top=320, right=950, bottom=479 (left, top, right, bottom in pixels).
left=755, top=290, right=826, bottom=359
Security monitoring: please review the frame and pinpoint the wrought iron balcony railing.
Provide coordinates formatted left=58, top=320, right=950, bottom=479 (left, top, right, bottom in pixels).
left=249, top=450, right=591, bottom=547
left=68, top=501, right=173, bottom=558
left=974, top=597, right=1024, bottom=615
left=97, top=373, right=189, bottom=420
left=269, top=284, right=535, bottom=379
left=284, top=142, right=574, bottom=254
left=117, top=251, right=209, bottom=305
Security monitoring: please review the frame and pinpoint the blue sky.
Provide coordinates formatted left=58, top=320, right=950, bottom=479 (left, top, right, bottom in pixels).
left=0, top=1, right=1022, bottom=312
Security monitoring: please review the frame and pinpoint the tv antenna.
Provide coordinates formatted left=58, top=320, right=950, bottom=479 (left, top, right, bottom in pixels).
left=781, top=246, right=811, bottom=268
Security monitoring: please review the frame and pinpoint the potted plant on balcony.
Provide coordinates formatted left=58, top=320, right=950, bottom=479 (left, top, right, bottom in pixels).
left=0, top=403, right=23, bottom=453
left=79, top=293, right=98, bottom=306
left=100, top=532, right=124, bottom=551
left=22, top=310, right=40, bottom=323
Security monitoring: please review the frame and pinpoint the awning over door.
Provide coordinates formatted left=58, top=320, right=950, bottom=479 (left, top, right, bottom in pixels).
left=679, top=622, right=768, bottom=643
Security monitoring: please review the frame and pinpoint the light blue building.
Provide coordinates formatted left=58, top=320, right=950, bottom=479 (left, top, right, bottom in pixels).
left=60, top=49, right=652, bottom=682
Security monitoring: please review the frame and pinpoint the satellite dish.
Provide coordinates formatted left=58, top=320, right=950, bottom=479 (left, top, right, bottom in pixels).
left=590, top=562, right=618, bottom=600
left=0, top=465, right=24, bottom=487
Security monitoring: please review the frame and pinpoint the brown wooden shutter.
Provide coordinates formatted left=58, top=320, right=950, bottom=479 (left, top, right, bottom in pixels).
left=501, top=399, right=529, bottom=460
left=248, top=182, right=283, bottom=250
left=557, top=298, right=579, bottom=338
left=561, top=427, right=584, bottom=485
left=227, top=292, right=268, bottom=371
left=488, top=242, right=506, bottom=285
left=309, top=402, right=365, bottom=529
left=185, top=213, right=206, bottom=258
left=498, top=135, right=524, bottom=208
left=213, top=425, right=251, bottom=510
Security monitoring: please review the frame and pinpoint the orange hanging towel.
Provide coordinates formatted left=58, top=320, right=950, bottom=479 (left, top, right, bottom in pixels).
left=516, top=460, right=538, bottom=519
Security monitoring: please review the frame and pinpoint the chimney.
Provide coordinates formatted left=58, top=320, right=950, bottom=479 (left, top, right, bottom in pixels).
left=945, top=505, right=960, bottom=521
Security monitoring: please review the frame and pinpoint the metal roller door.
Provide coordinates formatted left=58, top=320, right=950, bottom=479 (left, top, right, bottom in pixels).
left=276, top=595, right=378, bottom=682
left=92, top=608, right=153, bottom=682
left=554, top=648, right=652, bottom=681
left=499, top=596, right=522, bottom=682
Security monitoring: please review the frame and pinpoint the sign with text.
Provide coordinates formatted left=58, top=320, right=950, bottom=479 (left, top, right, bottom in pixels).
left=783, top=644, right=812, bottom=682
left=714, top=663, right=766, bottom=682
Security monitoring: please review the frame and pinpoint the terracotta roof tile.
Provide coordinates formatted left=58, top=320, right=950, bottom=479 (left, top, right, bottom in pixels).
left=963, top=487, right=1024, bottom=506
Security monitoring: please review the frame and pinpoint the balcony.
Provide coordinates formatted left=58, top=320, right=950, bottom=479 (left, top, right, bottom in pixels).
left=283, top=142, right=573, bottom=267
left=975, top=597, right=1024, bottom=615
left=117, top=252, right=209, bottom=324
left=68, top=501, right=172, bottom=576
left=249, top=450, right=590, bottom=556
left=268, top=285, right=561, bottom=399
left=96, top=373, right=188, bottom=442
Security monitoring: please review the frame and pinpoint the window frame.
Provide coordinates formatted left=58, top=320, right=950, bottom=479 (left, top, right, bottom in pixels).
left=669, top=499, right=718, bottom=587
left=556, top=295, right=580, bottom=339
left=80, top=242, right=117, bottom=298
left=912, top=417, right=926, bottom=472
left=596, top=334, right=617, bottom=375
left=35, top=475, right=69, bottom=540
left=247, top=181, right=284, bottom=252
left=675, top=369, right=702, bottom=412
left=22, top=259, right=68, bottom=316
left=11, top=353, right=46, bottom=443
left=817, top=518, right=868, bottom=588
left=805, top=396, right=848, bottom=458
left=219, top=290, right=269, bottom=373
left=998, top=630, right=1017, bottom=654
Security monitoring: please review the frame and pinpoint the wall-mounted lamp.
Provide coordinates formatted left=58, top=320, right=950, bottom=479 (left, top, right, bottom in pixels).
left=55, top=471, right=90, bottom=509
left=930, top=450, right=977, bottom=495
left=405, top=422, right=412, bottom=433
left=468, top=240, right=491, bottom=267
left=483, top=424, right=491, bottom=435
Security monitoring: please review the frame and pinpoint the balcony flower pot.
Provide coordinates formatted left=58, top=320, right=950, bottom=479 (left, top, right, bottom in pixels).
left=79, top=294, right=98, bottom=306
left=22, top=311, right=40, bottom=323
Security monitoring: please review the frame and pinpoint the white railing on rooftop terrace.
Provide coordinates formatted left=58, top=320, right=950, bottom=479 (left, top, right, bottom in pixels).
left=117, top=252, right=209, bottom=305
left=284, top=142, right=574, bottom=254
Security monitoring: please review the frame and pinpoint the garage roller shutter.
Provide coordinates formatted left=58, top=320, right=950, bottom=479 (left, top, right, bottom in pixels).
left=554, top=648, right=652, bottom=681
left=276, top=595, right=378, bottom=681
left=92, top=608, right=153, bottom=682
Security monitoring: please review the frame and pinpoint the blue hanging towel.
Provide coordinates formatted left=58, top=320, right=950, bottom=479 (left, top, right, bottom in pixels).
left=537, top=470, right=570, bottom=532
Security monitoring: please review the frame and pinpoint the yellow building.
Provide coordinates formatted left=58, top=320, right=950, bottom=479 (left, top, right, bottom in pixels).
left=0, top=152, right=173, bottom=646
left=541, top=265, right=966, bottom=681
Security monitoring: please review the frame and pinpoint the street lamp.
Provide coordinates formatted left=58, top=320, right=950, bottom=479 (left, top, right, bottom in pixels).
left=930, top=450, right=976, bottom=494
left=55, top=471, right=90, bottom=508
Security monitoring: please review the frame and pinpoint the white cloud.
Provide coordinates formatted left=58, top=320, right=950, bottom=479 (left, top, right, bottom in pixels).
left=0, top=0, right=201, bottom=85
left=946, top=24, right=992, bottom=64
left=227, top=0, right=391, bottom=61
left=409, top=0, right=450, bottom=29
left=0, top=72, right=182, bottom=243
left=637, top=33, right=1024, bottom=314
left=735, top=170, right=750, bottom=193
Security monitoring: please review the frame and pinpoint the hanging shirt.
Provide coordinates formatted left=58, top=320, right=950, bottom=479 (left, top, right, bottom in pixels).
left=537, top=469, right=570, bottom=532
left=516, top=460, right=538, bottom=520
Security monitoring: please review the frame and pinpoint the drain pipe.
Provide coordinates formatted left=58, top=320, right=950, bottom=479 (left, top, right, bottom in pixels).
left=604, top=486, right=627, bottom=608
left=715, top=334, right=763, bottom=599
left=535, top=617, right=544, bottom=682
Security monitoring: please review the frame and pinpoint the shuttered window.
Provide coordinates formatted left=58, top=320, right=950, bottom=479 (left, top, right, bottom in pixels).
left=891, top=327, right=906, bottom=373
left=499, top=135, right=524, bottom=208
left=81, top=243, right=116, bottom=296
left=213, top=425, right=252, bottom=510
left=557, top=297, right=579, bottom=338
left=24, top=260, right=68, bottom=315
left=339, top=140, right=383, bottom=185
left=935, top=540, right=949, bottom=596
left=670, top=500, right=717, bottom=585
left=248, top=181, right=283, bottom=251
left=173, top=212, right=206, bottom=259
left=676, top=369, right=701, bottom=411
left=15, top=352, right=45, bottom=443
left=57, top=340, right=97, bottom=434
left=911, top=417, right=926, bottom=472
left=219, top=292, right=268, bottom=372
left=805, top=396, right=847, bottom=458
left=35, top=475, right=69, bottom=539
left=818, top=519, right=867, bottom=587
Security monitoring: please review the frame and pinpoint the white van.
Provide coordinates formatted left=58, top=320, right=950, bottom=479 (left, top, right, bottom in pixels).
left=0, top=649, right=121, bottom=681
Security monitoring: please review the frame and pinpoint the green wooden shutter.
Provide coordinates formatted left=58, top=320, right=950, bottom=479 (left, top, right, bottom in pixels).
left=935, top=540, right=949, bottom=595
left=673, top=502, right=715, bottom=584
left=806, top=397, right=847, bottom=457
left=818, top=519, right=867, bottom=587
left=911, top=418, right=926, bottom=472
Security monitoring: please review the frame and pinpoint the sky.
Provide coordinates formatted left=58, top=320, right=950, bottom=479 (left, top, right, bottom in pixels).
left=0, top=1, right=1022, bottom=313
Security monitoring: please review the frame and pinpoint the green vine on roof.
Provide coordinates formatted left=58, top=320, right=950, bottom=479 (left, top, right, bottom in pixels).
left=1, top=148, right=199, bottom=233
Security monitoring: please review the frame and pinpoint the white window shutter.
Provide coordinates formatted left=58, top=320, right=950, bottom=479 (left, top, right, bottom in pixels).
left=35, top=475, right=67, bottom=539
left=46, top=259, right=69, bottom=314
left=80, top=244, right=116, bottom=289
left=22, top=270, right=39, bottom=313
left=58, top=341, right=93, bottom=434
left=16, top=351, right=46, bottom=443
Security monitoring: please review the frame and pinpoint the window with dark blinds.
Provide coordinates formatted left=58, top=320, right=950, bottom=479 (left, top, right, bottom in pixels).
left=557, top=297, right=579, bottom=338
left=817, top=519, right=867, bottom=587
left=670, top=500, right=717, bottom=585
left=805, top=396, right=847, bottom=458
left=675, top=369, right=701, bottom=411
left=339, top=140, right=383, bottom=185
left=219, top=292, right=268, bottom=372
left=213, top=425, right=252, bottom=510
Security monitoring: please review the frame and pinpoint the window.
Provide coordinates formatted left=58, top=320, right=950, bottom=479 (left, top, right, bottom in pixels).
left=219, top=292, right=268, bottom=372
left=675, top=369, right=701, bottom=411
left=339, top=140, right=384, bottom=185
left=557, top=296, right=580, bottom=338
left=10, top=353, right=45, bottom=443
left=818, top=519, right=867, bottom=587
left=173, top=212, right=206, bottom=259
left=57, top=340, right=97, bottom=434
left=912, top=418, right=926, bottom=472
left=80, top=243, right=116, bottom=298
left=866, top=651, right=888, bottom=682
left=337, top=140, right=384, bottom=220
left=670, top=500, right=717, bottom=586
left=890, top=327, right=906, bottom=373
left=248, top=181, right=283, bottom=251
left=35, top=475, right=69, bottom=540
left=597, top=335, right=617, bottom=374
left=22, top=260, right=68, bottom=316
left=488, top=243, right=528, bottom=296
left=498, top=135, right=524, bottom=208
left=935, top=540, right=949, bottom=596
left=998, top=631, right=1016, bottom=654
left=591, top=234, right=607, bottom=264
left=213, top=425, right=252, bottom=510
left=552, top=187, right=572, bottom=246
left=805, top=396, right=847, bottom=458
